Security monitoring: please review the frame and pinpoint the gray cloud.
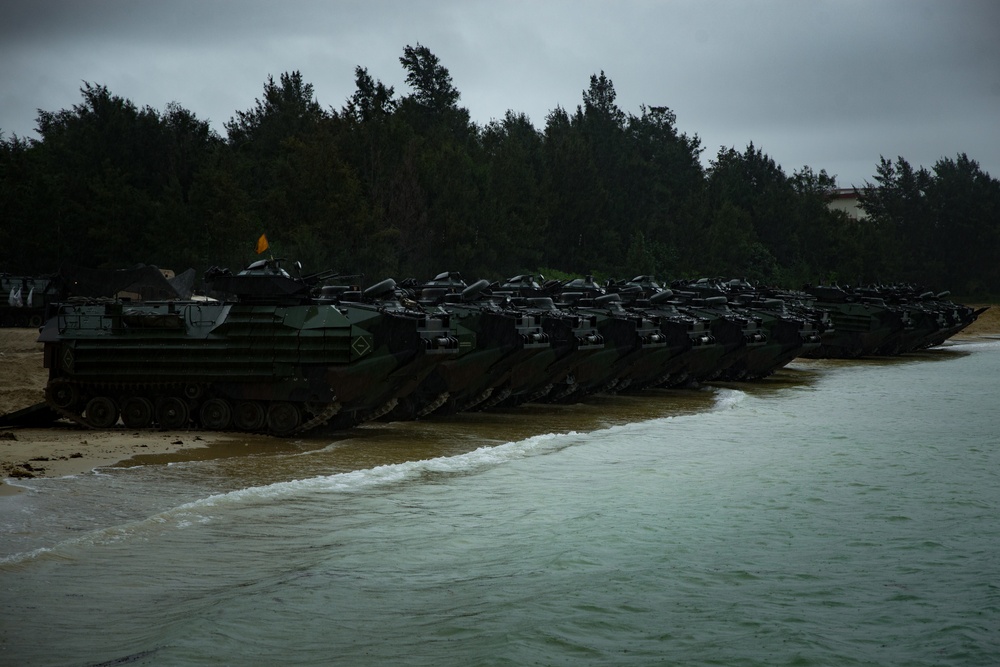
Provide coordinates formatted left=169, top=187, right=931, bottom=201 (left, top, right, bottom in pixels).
left=2, top=0, right=998, bottom=187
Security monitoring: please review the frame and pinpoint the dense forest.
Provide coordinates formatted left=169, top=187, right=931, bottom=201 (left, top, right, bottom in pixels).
left=2, top=45, right=998, bottom=295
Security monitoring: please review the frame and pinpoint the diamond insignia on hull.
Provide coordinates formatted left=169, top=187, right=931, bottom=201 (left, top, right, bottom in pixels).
left=61, top=347, right=75, bottom=372
left=351, top=336, right=372, bottom=357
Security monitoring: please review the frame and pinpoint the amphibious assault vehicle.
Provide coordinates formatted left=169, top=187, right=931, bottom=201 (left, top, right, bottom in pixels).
left=489, top=275, right=607, bottom=405
left=798, top=283, right=984, bottom=359
left=35, top=260, right=460, bottom=434
left=384, top=272, right=552, bottom=419
left=677, top=278, right=825, bottom=380
left=0, top=260, right=985, bottom=434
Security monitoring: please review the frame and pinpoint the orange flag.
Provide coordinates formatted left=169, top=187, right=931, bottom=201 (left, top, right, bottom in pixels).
left=256, top=233, right=269, bottom=254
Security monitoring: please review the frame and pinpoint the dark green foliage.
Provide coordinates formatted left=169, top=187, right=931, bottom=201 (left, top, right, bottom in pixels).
left=480, top=112, right=547, bottom=276
left=1, top=84, right=221, bottom=272
left=623, top=105, right=704, bottom=277
left=2, top=47, right=998, bottom=295
left=225, top=72, right=326, bottom=150
left=858, top=154, right=1000, bottom=294
left=399, top=44, right=461, bottom=114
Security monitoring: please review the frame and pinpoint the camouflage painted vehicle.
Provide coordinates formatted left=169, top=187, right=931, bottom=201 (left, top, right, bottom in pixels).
left=489, top=275, right=606, bottom=405
left=3, top=258, right=986, bottom=434
left=857, top=285, right=986, bottom=354
left=917, top=297, right=988, bottom=349
left=539, top=276, right=669, bottom=401
left=798, top=285, right=910, bottom=359
left=608, top=277, right=718, bottom=389
left=796, top=283, right=984, bottom=358
left=713, top=279, right=825, bottom=379
left=667, top=279, right=769, bottom=381
left=383, top=272, right=550, bottom=419
left=36, top=260, right=460, bottom=434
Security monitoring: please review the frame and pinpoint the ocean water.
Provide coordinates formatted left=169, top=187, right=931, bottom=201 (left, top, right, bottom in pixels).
left=2, top=339, right=999, bottom=666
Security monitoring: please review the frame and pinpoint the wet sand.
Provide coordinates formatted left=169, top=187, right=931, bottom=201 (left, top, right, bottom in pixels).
left=2, top=303, right=997, bottom=493
left=0, top=328, right=283, bottom=493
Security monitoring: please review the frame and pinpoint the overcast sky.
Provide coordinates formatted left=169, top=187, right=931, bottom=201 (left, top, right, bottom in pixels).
left=2, top=0, right=998, bottom=188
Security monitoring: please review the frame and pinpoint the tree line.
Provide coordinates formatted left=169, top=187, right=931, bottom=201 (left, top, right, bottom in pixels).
left=2, top=44, right=998, bottom=295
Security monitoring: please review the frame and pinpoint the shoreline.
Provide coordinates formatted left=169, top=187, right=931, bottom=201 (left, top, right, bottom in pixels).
left=2, top=306, right=998, bottom=494
left=0, top=427, right=286, bottom=496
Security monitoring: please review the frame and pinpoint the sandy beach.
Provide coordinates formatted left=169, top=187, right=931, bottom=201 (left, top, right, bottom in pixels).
left=0, top=327, right=283, bottom=494
left=2, top=304, right=997, bottom=493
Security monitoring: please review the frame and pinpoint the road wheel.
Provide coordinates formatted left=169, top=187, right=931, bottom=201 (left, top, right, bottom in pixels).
left=233, top=401, right=265, bottom=432
left=199, top=398, right=233, bottom=430
left=85, top=396, right=119, bottom=428
left=121, top=397, right=154, bottom=429
left=267, top=402, right=301, bottom=435
left=48, top=382, right=80, bottom=410
left=157, top=397, right=190, bottom=430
